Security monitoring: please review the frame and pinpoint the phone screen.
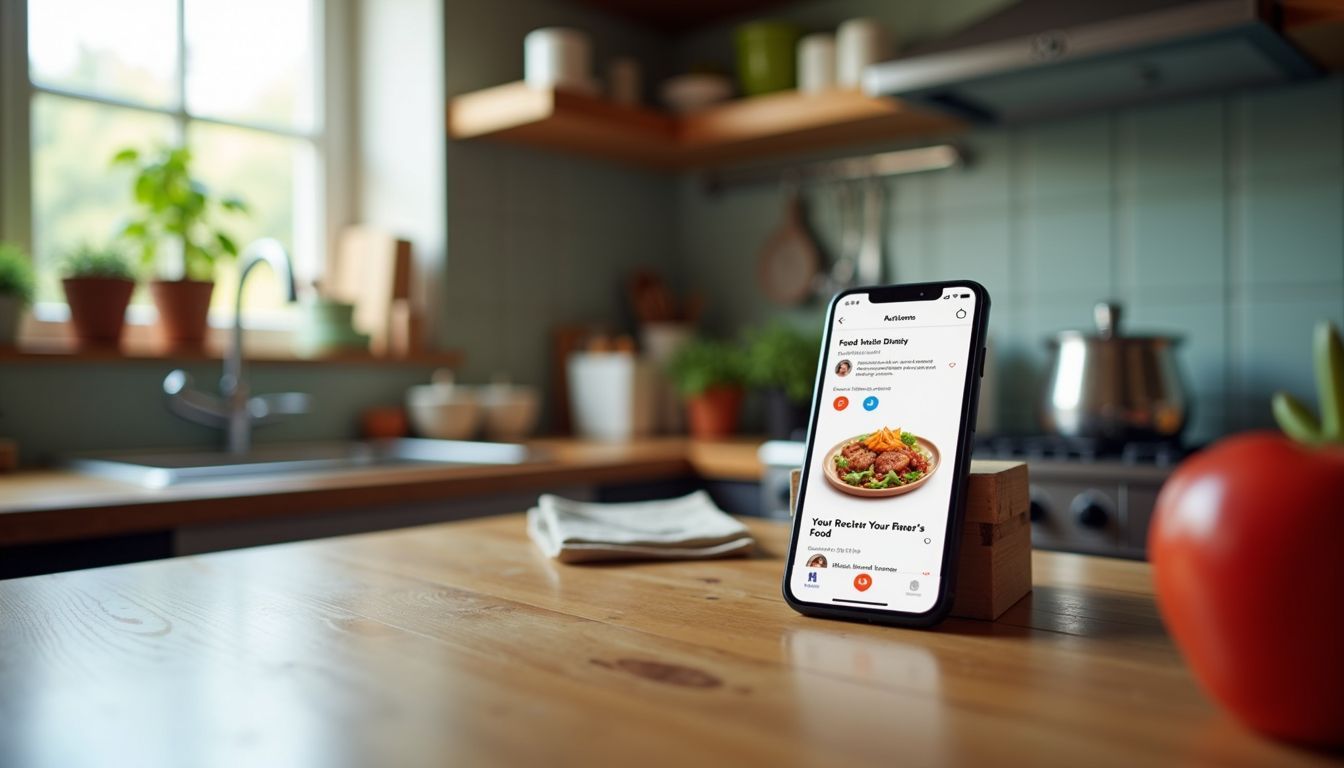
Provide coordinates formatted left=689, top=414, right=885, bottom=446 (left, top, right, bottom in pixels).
left=787, top=285, right=981, bottom=616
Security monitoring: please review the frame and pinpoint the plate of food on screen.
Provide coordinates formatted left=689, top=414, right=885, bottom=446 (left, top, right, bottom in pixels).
left=823, top=426, right=939, bottom=497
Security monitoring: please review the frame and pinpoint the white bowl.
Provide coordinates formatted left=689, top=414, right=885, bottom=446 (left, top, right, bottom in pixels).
left=479, top=385, right=541, bottom=441
left=406, top=385, right=482, bottom=440
left=660, top=74, right=733, bottom=114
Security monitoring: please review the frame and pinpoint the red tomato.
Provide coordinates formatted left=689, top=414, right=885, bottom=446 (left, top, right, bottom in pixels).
left=1150, top=431, right=1344, bottom=747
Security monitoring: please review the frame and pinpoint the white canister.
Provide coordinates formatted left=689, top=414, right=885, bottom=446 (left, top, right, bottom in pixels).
left=608, top=56, right=642, bottom=106
left=524, top=27, right=596, bottom=94
left=797, top=33, right=836, bottom=93
left=566, top=352, right=656, bottom=441
left=836, top=18, right=890, bottom=89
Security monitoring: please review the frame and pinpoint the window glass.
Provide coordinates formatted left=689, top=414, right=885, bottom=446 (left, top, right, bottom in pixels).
left=30, top=94, right=173, bottom=305
left=188, top=123, right=310, bottom=315
left=23, top=0, right=324, bottom=325
left=185, top=0, right=318, bottom=131
left=28, top=0, right=179, bottom=107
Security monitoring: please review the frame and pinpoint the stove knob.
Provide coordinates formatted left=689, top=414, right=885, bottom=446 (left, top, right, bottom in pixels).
left=1029, top=500, right=1046, bottom=523
left=1075, top=500, right=1109, bottom=529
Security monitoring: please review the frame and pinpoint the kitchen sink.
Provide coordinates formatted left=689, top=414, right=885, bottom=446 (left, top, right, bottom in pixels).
left=68, top=438, right=534, bottom=489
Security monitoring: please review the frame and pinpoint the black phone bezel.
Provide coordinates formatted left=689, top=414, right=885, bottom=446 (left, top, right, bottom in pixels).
left=780, top=280, right=991, bottom=628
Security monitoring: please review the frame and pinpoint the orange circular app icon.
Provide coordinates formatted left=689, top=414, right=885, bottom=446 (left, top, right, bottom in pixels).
left=853, top=573, right=873, bottom=592
left=833, top=396, right=849, bottom=411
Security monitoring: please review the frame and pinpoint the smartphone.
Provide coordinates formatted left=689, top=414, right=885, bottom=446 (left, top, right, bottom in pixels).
left=782, top=281, right=990, bottom=628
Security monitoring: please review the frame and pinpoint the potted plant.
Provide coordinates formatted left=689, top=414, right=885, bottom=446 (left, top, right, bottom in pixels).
left=60, top=243, right=137, bottom=349
left=745, top=323, right=821, bottom=439
left=113, top=145, right=247, bottom=350
left=0, top=242, right=35, bottom=348
left=667, top=337, right=746, bottom=439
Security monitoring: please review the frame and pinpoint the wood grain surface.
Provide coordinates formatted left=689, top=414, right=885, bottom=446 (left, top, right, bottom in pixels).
left=0, top=514, right=1332, bottom=767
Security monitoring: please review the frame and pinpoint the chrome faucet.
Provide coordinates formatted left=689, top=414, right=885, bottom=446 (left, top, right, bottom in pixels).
left=163, top=238, right=311, bottom=454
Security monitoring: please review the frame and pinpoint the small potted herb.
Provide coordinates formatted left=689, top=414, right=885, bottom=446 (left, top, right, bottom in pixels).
left=667, top=337, right=747, bottom=439
left=61, top=243, right=137, bottom=349
left=745, top=323, right=821, bottom=439
left=0, top=243, right=35, bottom=348
left=113, top=145, right=247, bottom=350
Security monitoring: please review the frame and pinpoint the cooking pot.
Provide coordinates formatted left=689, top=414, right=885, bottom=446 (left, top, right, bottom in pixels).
left=1041, top=302, right=1189, bottom=442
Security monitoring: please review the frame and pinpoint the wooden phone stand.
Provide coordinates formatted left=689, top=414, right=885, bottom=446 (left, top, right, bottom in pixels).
left=789, top=460, right=1032, bottom=621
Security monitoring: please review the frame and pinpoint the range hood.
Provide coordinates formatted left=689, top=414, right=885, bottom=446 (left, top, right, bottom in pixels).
left=864, top=0, right=1320, bottom=123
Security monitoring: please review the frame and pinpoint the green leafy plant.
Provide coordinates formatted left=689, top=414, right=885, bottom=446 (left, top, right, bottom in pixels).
left=0, top=242, right=35, bottom=305
left=61, top=243, right=136, bottom=281
left=667, top=337, right=746, bottom=397
left=112, top=145, right=248, bottom=282
left=744, top=323, right=821, bottom=403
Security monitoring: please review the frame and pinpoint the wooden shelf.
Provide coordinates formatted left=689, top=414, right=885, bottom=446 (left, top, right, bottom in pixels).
left=566, top=0, right=792, bottom=32
left=447, top=82, right=963, bottom=171
left=0, top=344, right=463, bottom=368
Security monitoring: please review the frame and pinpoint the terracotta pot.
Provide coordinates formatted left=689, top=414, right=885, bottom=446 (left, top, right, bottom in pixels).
left=685, top=386, right=744, bottom=439
left=62, top=277, right=135, bottom=349
left=150, top=279, right=213, bottom=350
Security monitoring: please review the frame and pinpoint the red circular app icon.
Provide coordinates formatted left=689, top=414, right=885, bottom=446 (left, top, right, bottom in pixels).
left=853, top=573, right=873, bottom=592
left=833, top=396, right=849, bottom=411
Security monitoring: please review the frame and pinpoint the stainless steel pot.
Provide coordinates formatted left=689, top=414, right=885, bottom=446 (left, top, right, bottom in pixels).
left=1041, top=302, right=1189, bottom=442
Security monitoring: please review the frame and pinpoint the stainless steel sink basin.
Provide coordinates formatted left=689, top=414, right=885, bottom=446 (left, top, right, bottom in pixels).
left=68, top=438, right=534, bottom=489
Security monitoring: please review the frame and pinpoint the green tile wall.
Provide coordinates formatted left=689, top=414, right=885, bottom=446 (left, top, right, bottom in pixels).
left=4, top=2, right=1339, bottom=463
left=680, top=76, right=1344, bottom=442
left=0, top=362, right=438, bottom=464
left=440, top=0, right=677, bottom=420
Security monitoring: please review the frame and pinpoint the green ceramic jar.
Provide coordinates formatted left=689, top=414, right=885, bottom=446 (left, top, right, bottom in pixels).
left=735, top=21, right=801, bottom=96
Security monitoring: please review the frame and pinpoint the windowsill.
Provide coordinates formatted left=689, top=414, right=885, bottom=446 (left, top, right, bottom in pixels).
left=8, top=314, right=460, bottom=368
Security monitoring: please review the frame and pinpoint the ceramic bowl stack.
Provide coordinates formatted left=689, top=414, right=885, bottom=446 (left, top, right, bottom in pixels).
left=406, top=374, right=541, bottom=442
left=406, top=381, right=482, bottom=440
left=478, top=383, right=542, bottom=441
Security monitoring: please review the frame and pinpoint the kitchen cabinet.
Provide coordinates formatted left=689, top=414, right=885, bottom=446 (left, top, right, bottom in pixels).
left=0, top=513, right=1329, bottom=766
left=0, top=438, right=768, bottom=577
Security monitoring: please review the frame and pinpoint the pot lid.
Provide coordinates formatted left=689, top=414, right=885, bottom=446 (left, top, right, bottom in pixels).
left=1048, top=302, right=1182, bottom=344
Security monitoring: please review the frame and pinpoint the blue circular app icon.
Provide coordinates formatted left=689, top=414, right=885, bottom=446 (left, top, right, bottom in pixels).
left=862, top=396, right=879, bottom=411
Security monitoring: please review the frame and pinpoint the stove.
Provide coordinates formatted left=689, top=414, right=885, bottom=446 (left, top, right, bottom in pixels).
left=973, top=436, right=1191, bottom=560
left=758, top=437, right=1189, bottom=561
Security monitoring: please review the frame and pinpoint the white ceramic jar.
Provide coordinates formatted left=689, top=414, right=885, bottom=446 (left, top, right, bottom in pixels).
left=836, top=18, right=890, bottom=89
left=524, top=27, right=596, bottom=94
left=797, top=33, right=837, bottom=93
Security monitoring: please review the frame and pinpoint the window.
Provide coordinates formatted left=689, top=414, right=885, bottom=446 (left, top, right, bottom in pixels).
left=13, top=0, right=335, bottom=326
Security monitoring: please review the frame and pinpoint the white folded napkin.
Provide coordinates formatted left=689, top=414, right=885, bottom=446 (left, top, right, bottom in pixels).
left=527, top=490, right=755, bottom=563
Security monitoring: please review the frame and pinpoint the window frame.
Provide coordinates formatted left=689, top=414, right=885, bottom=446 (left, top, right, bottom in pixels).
left=0, top=0, right=353, bottom=333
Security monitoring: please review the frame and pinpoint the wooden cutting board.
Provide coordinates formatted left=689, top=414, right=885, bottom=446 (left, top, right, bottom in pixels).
left=331, top=226, right=414, bottom=356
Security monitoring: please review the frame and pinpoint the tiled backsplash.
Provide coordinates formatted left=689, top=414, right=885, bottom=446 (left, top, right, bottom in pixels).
left=678, top=76, right=1344, bottom=443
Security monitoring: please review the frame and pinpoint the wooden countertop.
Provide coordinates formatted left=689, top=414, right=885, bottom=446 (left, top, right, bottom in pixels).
left=0, top=437, right=768, bottom=546
left=0, top=514, right=1325, bottom=767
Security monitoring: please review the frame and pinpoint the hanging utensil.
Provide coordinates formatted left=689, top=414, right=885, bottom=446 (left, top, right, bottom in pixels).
left=813, top=180, right=860, bottom=299
left=855, top=175, right=884, bottom=285
left=757, top=181, right=821, bottom=306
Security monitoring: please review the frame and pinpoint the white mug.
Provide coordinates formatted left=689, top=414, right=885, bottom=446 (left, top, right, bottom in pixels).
left=524, top=27, right=596, bottom=94
left=797, top=33, right=836, bottom=93
left=836, top=18, right=890, bottom=89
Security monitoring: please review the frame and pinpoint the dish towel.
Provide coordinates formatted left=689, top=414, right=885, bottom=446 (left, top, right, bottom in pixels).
left=527, top=490, right=755, bottom=563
